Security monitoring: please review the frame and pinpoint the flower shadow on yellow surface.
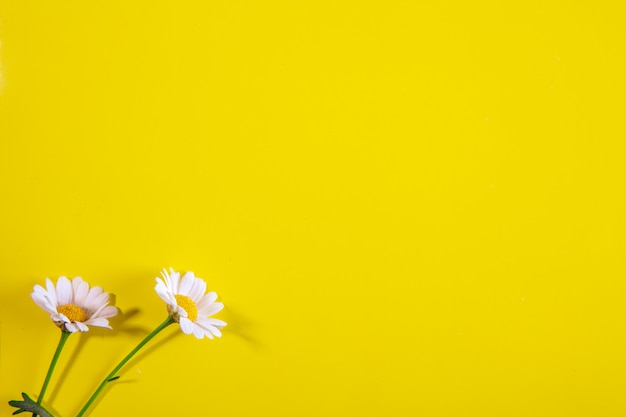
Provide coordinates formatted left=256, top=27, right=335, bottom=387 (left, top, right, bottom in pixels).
left=220, top=305, right=263, bottom=351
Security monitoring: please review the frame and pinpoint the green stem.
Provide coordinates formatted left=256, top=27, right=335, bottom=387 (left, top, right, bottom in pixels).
left=75, top=316, right=175, bottom=417
left=33, top=330, right=71, bottom=416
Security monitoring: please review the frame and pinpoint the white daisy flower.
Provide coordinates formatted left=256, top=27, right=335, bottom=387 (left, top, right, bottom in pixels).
left=155, top=268, right=226, bottom=340
left=31, top=276, right=118, bottom=333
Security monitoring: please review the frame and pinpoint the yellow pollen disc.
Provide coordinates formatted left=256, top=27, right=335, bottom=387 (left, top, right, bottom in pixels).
left=57, top=304, right=88, bottom=322
left=175, top=294, right=198, bottom=322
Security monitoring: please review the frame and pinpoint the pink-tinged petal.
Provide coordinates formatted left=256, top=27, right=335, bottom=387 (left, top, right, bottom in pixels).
left=95, top=306, right=118, bottom=319
left=31, top=293, right=57, bottom=314
left=65, top=322, right=79, bottom=332
left=85, top=317, right=112, bottom=329
left=75, top=322, right=89, bottom=332
left=90, top=302, right=105, bottom=317
left=50, top=312, right=66, bottom=323
left=84, top=286, right=104, bottom=307
left=57, top=312, right=70, bottom=323
left=88, top=292, right=109, bottom=311
left=32, top=284, right=47, bottom=296
left=89, top=300, right=115, bottom=319
left=70, top=277, right=82, bottom=300
left=198, top=302, right=223, bottom=317
left=45, top=278, right=58, bottom=306
left=33, top=288, right=57, bottom=311
left=73, top=278, right=89, bottom=305
left=56, top=277, right=72, bottom=306
left=179, top=272, right=195, bottom=295
left=179, top=317, right=193, bottom=334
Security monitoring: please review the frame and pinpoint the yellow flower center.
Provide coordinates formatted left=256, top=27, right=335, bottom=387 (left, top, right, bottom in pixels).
left=57, top=304, right=88, bottom=322
left=175, top=294, right=198, bottom=322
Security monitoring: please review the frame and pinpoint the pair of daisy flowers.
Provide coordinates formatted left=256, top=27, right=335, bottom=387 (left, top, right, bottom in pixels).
left=31, top=268, right=226, bottom=339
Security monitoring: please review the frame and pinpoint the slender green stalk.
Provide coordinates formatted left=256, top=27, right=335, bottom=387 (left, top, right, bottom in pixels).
left=75, top=316, right=175, bottom=417
left=33, top=330, right=71, bottom=417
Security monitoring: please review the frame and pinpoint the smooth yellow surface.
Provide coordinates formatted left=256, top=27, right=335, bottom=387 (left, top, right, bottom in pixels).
left=1, top=1, right=626, bottom=416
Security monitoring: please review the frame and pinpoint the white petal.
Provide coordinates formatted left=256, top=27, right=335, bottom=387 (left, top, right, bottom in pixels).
left=205, top=318, right=227, bottom=328
left=51, top=312, right=67, bottom=323
left=175, top=305, right=188, bottom=318
left=33, top=284, right=47, bottom=296
left=75, top=321, right=89, bottom=332
left=58, top=312, right=71, bottom=322
left=72, top=277, right=89, bottom=305
left=31, top=292, right=57, bottom=314
left=56, top=277, right=72, bottom=306
left=84, top=286, right=104, bottom=308
left=32, top=286, right=58, bottom=311
left=168, top=268, right=180, bottom=293
left=198, top=302, right=223, bottom=317
left=70, top=277, right=82, bottom=301
left=160, top=269, right=172, bottom=291
left=196, top=317, right=222, bottom=337
left=206, top=291, right=218, bottom=303
left=65, top=322, right=79, bottom=332
left=155, top=280, right=175, bottom=305
left=45, top=278, right=58, bottom=306
left=195, top=316, right=215, bottom=327
left=202, top=327, right=216, bottom=339
left=88, top=292, right=109, bottom=311
left=195, top=320, right=215, bottom=339
left=179, top=317, right=193, bottom=334
left=179, top=272, right=195, bottom=295
left=95, top=306, right=118, bottom=319
left=85, top=317, right=112, bottom=329
left=155, top=277, right=166, bottom=289
left=188, top=276, right=206, bottom=302
left=196, top=292, right=218, bottom=310
left=191, top=323, right=204, bottom=339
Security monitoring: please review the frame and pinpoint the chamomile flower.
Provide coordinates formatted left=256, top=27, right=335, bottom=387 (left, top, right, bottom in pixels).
left=155, top=268, right=226, bottom=340
left=31, top=276, right=118, bottom=333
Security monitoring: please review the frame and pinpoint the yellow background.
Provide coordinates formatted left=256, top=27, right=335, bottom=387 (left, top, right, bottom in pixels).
left=1, top=1, right=626, bottom=416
